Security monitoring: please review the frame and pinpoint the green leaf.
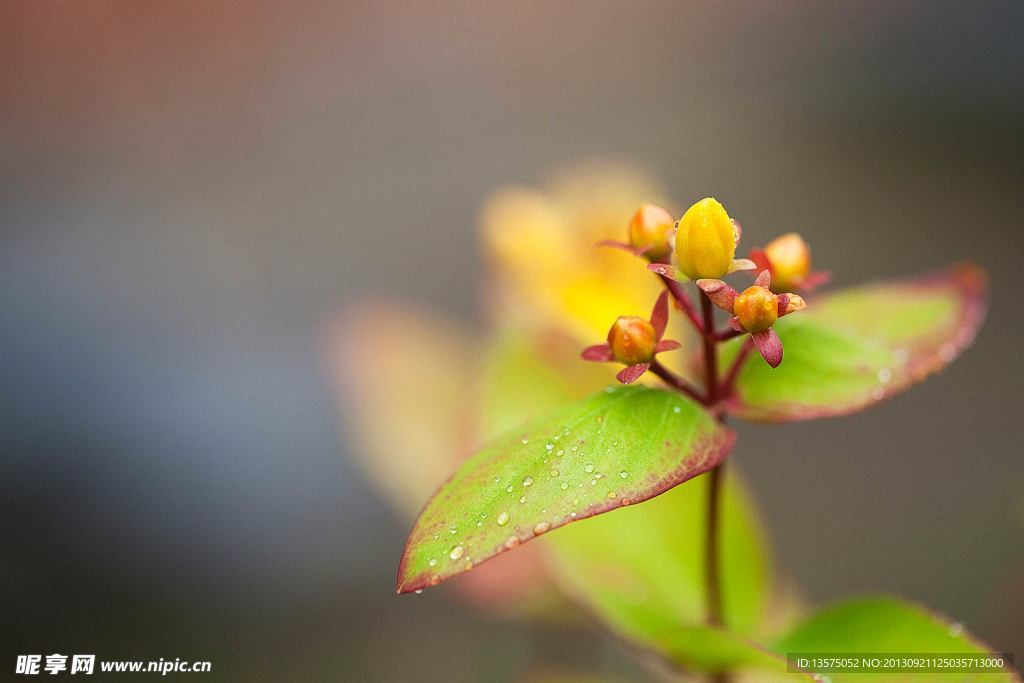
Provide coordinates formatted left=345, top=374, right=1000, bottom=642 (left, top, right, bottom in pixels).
left=722, top=264, right=987, bottom=422
left=542, top=467, right=771, bottom=645
left=774, top=596, right=1020, bottom=682
left=396, top=385, right=735, bottom=593
left=651, top=626, right=813, bottom=680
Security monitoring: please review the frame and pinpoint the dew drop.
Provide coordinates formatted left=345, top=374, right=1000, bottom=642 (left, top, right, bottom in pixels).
left=521, top=436, right=529, bottom=444
left=448, top=527, right=458, bottom=535
left=673, top=405, right=682, bottom=413
left=504, top=536, right=520, bottom=549
left=496, top=511, right=509, bottom=526
left=570, top=511, right=577, bottom=518
left=590, top=479, right=598, bottom=486
left=428, top=558, right=437, bottom=567
left=464, top=561, right=474, bottom=571
left=607, top=491, right=617, bottom=499
left=877, top=367, right=892, bottom=383
left=571, top=445, right=578, bottom=451
left=584, top=464, right=595, bottom=473
left=429, top=576, right=440, bottom=586
left=449, top=545, right=464, bottom=561
left=545, top=443, right=554, bottom=451
left=519, top=495, right=527, bottom=503
left=493, top=475, right=501, bottom=483
left=595, top=473, right=603, bottom=479
left=550, top=469, right=559, bottom=477
left=533, top=521, right=551, bottom=535
left=948, top=622, right=963, bottom=637
left=619, top=471, right=629, bottom=479
left=560, top=482, right=569, bottom=490
left=872, top=387, right=886, bottom=401
left=505, top=484, right=514, bottom=493
left=522, top=476, right=533, bottom=487
left=414, top=589, right=423, bottom=594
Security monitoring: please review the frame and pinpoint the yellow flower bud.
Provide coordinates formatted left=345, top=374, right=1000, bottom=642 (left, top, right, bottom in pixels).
left=764, top=232, right=811, bottom=291
left=607, top=316, right=657, bottom=365
left=675, top=198, right=737, bottom=280
left=734, top=285, right=778, bottom=333
left=628, top=203, right=675, bottom=259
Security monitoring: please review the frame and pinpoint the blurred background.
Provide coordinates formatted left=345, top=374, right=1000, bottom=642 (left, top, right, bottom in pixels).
left=2, top=1, right=1023, bottom=680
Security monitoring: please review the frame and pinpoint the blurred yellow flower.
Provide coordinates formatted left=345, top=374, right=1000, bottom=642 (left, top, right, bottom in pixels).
left=481, top=164, right=672, bottom=345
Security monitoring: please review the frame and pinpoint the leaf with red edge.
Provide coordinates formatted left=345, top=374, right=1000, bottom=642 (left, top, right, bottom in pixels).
left=396, top=385, right=735, bottom=594
left=721, top=264, right=987, bottom=422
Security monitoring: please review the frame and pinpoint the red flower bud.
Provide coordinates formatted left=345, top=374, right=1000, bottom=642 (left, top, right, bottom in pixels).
left=607, top=316, right=657, bottom=365
left=734, top=285, right=779, bottom=333
left=628, top=203, right=676, bottom=260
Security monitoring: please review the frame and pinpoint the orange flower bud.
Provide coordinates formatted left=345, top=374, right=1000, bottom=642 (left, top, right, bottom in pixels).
left=607, top=316, right=657, bottom=365
left=734, top=285, right=779, bottom=333
left=763, top=232, right=811, bottom=291
left=628, top=203, right=675, bottom=260
left=675, top=198, right=737, bottom=280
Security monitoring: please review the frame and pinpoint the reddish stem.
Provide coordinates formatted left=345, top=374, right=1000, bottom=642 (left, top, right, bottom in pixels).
left=701, top=294, right=718, bottom=405
left=714, top=327, right=744, bottom=342
left=720, top=337, right=755, bottom=400
left=649, top=360, right=705, bottom=404
left=658, top=275, right=704, bottom=332
left=699, top=292, right=725, bottom=634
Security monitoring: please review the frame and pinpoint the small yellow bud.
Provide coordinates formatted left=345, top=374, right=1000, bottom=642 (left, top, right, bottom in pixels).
left=628, top=203, right=675, bottom=259
left=734, top=286, right=778, bottom=333
left=764, top=232, right=811, bottom=291
left=675, top=198, right=737, bottom=280
left=607, top=316, right=657, bottom=365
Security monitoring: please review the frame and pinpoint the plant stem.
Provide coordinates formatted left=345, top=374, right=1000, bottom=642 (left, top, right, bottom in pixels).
left=649, top=360, right=705, bottom=404
left=720, top=337, right=755, bottom=400
left=659, top=274, right=704, bottom=331
left=700, top=292, right=728, bottom=683
left=706, top=462, right=725, bottom=626
left=701, top=294, right=718, bottom=406
left=700, top=293, right=723, bottom=625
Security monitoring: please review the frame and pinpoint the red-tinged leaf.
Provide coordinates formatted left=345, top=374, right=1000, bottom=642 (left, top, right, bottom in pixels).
left=616, top=362, right=650, bottom=384
left=647, top=262, right=688, bottom=282
left=777, top=293, right=791, bottom=317
left=650, top=290, right=669, bottom=339
left=697, top=278, right=738, bottom=312
left=655, top=339, right=681, bottom=353
left=721, top=264, right=988, bottom=422
left=581, top=343, right=614, bottom=362
left=396, top=385, right=735, bottom=594
left=751, top=329, right=783, bottom=368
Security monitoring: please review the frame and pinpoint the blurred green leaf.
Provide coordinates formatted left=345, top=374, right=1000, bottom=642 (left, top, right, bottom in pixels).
left=397, top=385, right=734, bottom=593
left=542, top=467, right=770, bottom=645
left=774, top=596, right=1020, bottom=682
left=723, top=264, right=986, bottom=422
